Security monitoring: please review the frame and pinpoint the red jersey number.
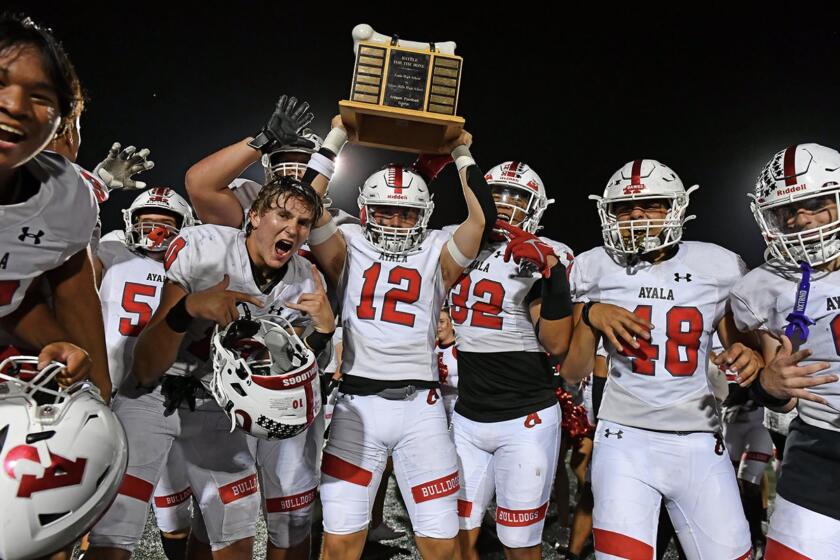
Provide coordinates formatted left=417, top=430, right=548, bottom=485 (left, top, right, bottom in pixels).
left=119, top=282, right=158, bottom=337
left=356, top=264, right=422, bottom=327
left=620, top=305, right=703, bottom=377
left=449, top=275, right=505, bottom=330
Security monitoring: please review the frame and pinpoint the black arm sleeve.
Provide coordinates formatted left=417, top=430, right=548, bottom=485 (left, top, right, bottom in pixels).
left=465, top=165, right=497, bottom=244
left=592, top=375, right=607, bottom=420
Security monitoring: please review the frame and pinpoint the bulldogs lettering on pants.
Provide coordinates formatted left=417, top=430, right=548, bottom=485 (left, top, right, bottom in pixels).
left=151, top=441, right=192, bottom=533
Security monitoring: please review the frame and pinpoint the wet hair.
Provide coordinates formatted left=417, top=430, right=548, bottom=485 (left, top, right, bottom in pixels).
left=0, top=13, right=84, bottom=132
left=247, top=175, right=324, bottom=233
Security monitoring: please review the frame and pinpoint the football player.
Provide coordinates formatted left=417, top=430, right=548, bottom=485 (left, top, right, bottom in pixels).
left=93, top=188, right=195, bottom=560
left=730, top=143, right=840, bottom=559
left=87, top=176, right=333, bottom=560
left=561, top=159, right=761, bottom=559
left=444, top=161, right=573, bottom=560
left=304, top=117, right=496, bottom=559
left=184, top=95, right=331, bottom=559
left=436, top=306, right=458, bottom=424
left=0, top=14, right=109, bottom=399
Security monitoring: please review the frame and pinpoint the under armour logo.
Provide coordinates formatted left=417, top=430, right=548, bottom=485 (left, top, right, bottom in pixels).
left=524, top=412, right=542, bottom=429
left=493, top=250, right=504, bottom=259
left=18, top=227, right=44, bottom=245
left=266, top=304, right=284, bottom=316
left=604, top=429, right=623, bottom=439
left=674, top=273, right=692, bottom=282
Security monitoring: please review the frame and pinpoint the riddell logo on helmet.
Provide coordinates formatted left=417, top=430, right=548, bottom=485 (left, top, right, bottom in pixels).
left=623, top=184, right=645, bottom=195
left=776, top=184, right=808, bottom=196
left=386, top=194, right=408, bottom=200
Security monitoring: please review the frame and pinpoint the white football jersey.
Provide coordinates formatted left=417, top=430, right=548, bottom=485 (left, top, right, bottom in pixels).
left=339, top=224, right=450, bottom=382
left=570, top=242, right=747, bottom=432
left=228, top=177, right=262, bottom=227
left=731, top=264, right=840, bottom=432
left=445, top=230, right=574, bottom=353
left=164, top=224, right=319, bottom=384
left=0, top=152, right=98, bottom=317
left=97, top=230, right=166, bottom=391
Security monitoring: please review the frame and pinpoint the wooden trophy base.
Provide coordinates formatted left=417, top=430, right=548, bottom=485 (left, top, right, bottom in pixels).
left=339, top=100, right=464, bottom=154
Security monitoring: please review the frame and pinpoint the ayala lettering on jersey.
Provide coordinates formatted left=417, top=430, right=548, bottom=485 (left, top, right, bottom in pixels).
left=826, top=296, right=840, bottom=311
left=638, top=287, right=675, bottom=301
left=467, top=260, right=490, bottom=273
left=378, top=252, right=408, bottom=263
left=145, top=272, right=165, bottom=283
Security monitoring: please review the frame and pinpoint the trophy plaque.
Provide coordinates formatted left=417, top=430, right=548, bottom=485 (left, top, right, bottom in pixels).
left=339, top=24, right=465, bottom=154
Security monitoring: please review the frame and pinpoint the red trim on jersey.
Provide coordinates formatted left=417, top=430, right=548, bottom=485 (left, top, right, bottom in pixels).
left=321, top=453, right=373, bottom=486
left=411, top=471, right=460, bottom=504
left=218, top=473, right=258, bottom=504
left=118, top=474, right=155, bottom=502
left=154, top=487, right=191, bottom=508
left=631, top=159, right=643, bottom=185
left=457, top=499, right=473, bottom=517
left=784, top=145, right=798, bottom=186
left=742, top=451, right=772, bottom=463
left=266, top=487, right=317, bottom=513
left=250, top=363, right=318, bottom=390
left=496, top=502, right=549, bottom=527
left=593, top=528, right=654, bottom=559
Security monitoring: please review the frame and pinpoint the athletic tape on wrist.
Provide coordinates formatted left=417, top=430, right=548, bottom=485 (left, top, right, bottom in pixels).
left=452, top=145, right=475, bottom=172
left=446, top=237, right=473, bottom=268
left=165, top=296, right=193, bottom=333
left=308, top=217, right=338, bottom=246
left=323, top=127, right=348, bottom=155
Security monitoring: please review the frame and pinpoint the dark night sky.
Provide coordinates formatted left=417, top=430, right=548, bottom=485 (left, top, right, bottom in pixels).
left=14, top=4, right=840, bottom=266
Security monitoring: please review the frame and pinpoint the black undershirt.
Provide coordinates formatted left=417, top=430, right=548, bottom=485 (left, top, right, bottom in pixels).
left=455, top=350, right=556, bottom=422
left=777, top=416, right=840, bottom=520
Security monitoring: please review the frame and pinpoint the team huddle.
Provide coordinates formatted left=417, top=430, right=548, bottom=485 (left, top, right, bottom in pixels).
left=1, top=13, right=838, bottom=560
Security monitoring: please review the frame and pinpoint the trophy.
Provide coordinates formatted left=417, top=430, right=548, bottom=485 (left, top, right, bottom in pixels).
left=339, top=24, right=465, bottom=154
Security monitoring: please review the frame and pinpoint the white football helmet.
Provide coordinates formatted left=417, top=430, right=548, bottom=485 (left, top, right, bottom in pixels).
left=591, top=159, right=698, bottom=257
left=358, top=164, right=434, bottom=254
left=211, top=316, right=321, bottom=440
left=751, top=143, right=840, bottom=267
left=261, top=129, right=324, bottom=182
left=123, top=187, right=195, bottom=252
left=0, top=357, right=128, bottom=560
left=485, top=161, right=553, bottom=233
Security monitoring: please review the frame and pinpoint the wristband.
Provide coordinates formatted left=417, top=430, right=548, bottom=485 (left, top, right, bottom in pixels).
left=322, top=127, right=348, bottom=156
left=308, top=217, right=338, bottom=246
left=581, top=301, right=598, bottom=329
left=307, top=152, right=336, bottom=180
left=247, top=131, right=275, bottom=153
left=305, top=329, right=334, bottom=355
left=452, top=145, right=476, bottom=172
left=446, top=237, right=473, bottom=268
left=749, top=372, right=793, bottom=408
left=166, top=296, right=193, bottom=333
left=540, top=262, right=572, bottom=320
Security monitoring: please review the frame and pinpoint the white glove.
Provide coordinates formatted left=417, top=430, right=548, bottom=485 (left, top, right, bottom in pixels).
left=93, top=142, right=155, bottom=190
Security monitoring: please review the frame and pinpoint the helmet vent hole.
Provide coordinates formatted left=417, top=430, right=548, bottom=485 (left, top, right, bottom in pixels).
left=229, top=383, right=247, bottom=397
left=38, top=511, right=71, bottom=526
left=25, top=430, right=56, bottom=444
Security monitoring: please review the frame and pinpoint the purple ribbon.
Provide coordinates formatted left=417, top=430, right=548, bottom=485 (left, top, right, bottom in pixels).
left=784, top=261, right=816, bottom=342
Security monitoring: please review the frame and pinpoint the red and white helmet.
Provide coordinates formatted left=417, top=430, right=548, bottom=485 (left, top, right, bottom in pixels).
left=591, top=159, right=698, bottom=256
left=0, top=357, right=128, bottom=559
left=261, top=129, right=324, bottom=182
left=357, top=164, right=434, bottom=254
left=211, top=316, right=321, bottom=440
left=123, top=187, right=195, bottom=252
left=485, top=161, right=553, bottom=233
left=751, top=143, right=840, bottom=267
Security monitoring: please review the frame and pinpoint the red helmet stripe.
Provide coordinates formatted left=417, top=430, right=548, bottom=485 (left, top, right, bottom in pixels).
left=504, top=161, right=521, bottom=178
left=783, top=145, right=798, bottom=186
left=631, top=159, right=643, bottom=185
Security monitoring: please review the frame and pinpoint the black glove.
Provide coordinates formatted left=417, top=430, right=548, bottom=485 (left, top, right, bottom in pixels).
left=249, top=94, right=316, bottom=153
left=161, top=376, right=199, bottom=416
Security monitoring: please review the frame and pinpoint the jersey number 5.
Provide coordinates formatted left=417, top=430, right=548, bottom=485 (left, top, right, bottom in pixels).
left=621, top=305, right=704, bottom=376
left=119, top=282, right=158, bottom=336
left=356, top=264, right=421, bottom=327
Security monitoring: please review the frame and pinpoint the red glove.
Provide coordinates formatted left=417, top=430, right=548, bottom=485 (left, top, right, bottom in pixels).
left=411, top=153, right=454, bottom=183
left=496, top=220, right=557, bottom=278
